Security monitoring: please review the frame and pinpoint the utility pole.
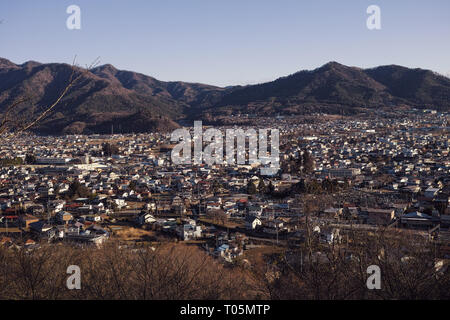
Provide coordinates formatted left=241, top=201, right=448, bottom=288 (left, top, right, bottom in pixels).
left=47, top=198, right=51, bottom=224
left=276, top=222, right=279, bottom=245
left=300, top=250, right=303, bottom=273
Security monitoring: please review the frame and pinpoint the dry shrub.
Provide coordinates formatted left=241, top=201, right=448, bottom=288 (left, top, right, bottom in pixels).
left=0, top=242, right=256, bottom=300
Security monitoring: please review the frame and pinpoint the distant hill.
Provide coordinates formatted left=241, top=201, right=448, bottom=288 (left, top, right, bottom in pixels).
left=364, top=65, right=450, bottom=110
left=0, top=58, right=223, bottom=134
left=199, top=61, right=450, bottom=117
left=0, top=58, right=449, bottom=134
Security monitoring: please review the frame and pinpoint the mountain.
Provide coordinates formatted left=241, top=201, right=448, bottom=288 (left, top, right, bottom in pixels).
left=364, top=65, right=450, bottom=110
left=0, top=58, right=449, bottom=134
left=199, top=61, right=450, bottom=117
left=0, top=58, right=223, bottom=134
left=90, top=64, right=226, bottom=108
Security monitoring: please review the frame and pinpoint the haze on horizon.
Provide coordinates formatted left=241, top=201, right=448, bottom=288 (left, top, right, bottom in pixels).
left=1, top=0, right=450, bottom=87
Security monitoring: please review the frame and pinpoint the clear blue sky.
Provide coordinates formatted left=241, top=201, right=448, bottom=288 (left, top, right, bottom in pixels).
left=1, top=0, right=449, bottom=86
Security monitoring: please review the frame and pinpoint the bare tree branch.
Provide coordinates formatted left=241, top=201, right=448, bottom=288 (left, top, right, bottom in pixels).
left=0, top=56, right=100, bottom=138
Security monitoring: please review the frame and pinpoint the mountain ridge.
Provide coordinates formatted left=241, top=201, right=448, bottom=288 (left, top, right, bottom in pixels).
left=0, top=58, right=449, bottom=134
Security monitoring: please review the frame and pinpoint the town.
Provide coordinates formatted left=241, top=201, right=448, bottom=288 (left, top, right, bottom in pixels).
left=0, top=108, right=448, bottom=270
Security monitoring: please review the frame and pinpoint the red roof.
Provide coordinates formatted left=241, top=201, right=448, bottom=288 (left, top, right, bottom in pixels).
left=66, top=203, right=82, bottom=208
left=0, top=237, right=12, bottom=244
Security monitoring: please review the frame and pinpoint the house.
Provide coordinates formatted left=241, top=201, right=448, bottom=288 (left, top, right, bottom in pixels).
left=114, top=198, right=127, bottom=209
left=177, top=220, right=202, bottom=240
left=424, top=187, right=440, bottom=199
left=365, top=208, right=395, bottom=225
left=402, top=185, right=421, bottom=194
left=136, top=212, right=156, bottom=225
left=391, top=203, right=408, bottom=217
left=400, top=211, right=435, bottom=228
left=172, top=196, right=186, bottom=215
left=245, top=215, right=262, bottom=230
left=0, top=237, right=13, bottom=246
left=55, top=225, right=65, bottom=238
left=49, top=200, right=66, bottom=213
left=56, top=211, right=73, bottom=224
left=65, top=232, right=108, bottom=246
left=248, top=205, right=263, bottom=217
left=26, top=204, right=45, bottom=215
left=19, top=214, right=39, bottom=230
left=214, top=244, right=230, bottom=257
left=327, top=168, right=361, bottom=178
left=323, top=207, right=343, bottom=218
left=319, top=228, right=341, bottom=244
left=24, top=239, right=37, bottom=248
left=344, top=206, right=359, bottom=219
left=29, top=220, right=55, bottom=239
left=263, top=219, right=284, bottom=234
left=207, top=203, right=221, bottom=211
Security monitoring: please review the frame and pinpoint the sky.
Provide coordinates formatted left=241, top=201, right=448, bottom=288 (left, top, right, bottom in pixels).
left=1, top=0, right=450, bottom=87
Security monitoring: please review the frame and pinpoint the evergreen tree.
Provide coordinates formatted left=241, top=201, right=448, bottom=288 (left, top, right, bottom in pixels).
left=302, top=149, right=315, bottom=174
left=258, top=178, right=267, bottom=193
left=267, top=181, right=275, bottom=195
left=247, top=181, right=258, bottom=195
left=25, top=154, right=36, bottom=164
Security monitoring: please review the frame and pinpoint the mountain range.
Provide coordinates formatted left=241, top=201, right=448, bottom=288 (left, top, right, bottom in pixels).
left=0, top=57, right=449, bottom=134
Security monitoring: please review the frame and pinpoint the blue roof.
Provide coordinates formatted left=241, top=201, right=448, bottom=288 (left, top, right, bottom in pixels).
left=403, top=211, right=432, bottom=219
left=216, top=244, right=229, bottom=251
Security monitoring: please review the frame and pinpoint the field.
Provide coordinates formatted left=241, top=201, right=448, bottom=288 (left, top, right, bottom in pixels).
left=111, top=226, right=155, bottom=241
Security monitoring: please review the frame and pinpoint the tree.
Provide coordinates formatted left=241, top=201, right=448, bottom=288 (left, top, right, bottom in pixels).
left=267, top=181, right=275, bottom=195
left=258, top=178, right=267, bottom=193
left=207, top=209, right=228, bottom=225
left=0, top=57, right=99, bottom=137
left=0, top=157, right=23, bottom=166
left=302, top=149, right=315, bottom=174
left=129, top=180, right=137, bottom=191
left=0, top=242, right=254, bottom=300
left=25, top=154, right=36, bottom=164
left=247, top=181, right=258, bottom=195
left=66, top=180, right=91, bottom=199
left=102, top=142, right=120, bottom=156
left=212, top=180, right=222, bottom=194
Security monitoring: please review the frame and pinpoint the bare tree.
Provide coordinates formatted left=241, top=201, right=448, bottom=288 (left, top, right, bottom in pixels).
left=0, top=56, right=100, bottom=137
